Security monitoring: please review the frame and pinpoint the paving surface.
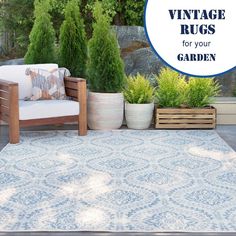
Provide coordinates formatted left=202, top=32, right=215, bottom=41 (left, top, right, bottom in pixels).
left=216, top=125, right=236, bottom=151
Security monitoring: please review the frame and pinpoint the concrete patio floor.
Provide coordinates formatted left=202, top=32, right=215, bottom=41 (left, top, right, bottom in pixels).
left=1, top=125, right=236, bottom=152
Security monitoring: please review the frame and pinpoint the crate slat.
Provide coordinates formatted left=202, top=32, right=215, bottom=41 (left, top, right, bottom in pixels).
left=156, top=124, right=215, bottom=129
left=157, top=108, right=215, bottom=114
left=158, top=119, right=214, bottom=124
left=158, top=114, right=215, bottom=119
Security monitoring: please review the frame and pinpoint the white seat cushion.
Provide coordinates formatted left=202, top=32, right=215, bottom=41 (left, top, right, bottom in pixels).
left=19, top=100, right=79, bottom=120
left=0, top=64, right=58, bottom=99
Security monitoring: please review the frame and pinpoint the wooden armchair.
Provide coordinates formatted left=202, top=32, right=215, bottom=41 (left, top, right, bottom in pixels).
left=0, top=76, right=87, bottom=144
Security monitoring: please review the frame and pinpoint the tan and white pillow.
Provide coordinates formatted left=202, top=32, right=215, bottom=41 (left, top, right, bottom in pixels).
left=25, top=68, right=70, bottom=101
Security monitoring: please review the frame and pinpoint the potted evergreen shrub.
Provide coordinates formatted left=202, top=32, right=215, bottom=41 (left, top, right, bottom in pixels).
left=123, top=74, right=155, bottom=129
left=87, top=2, right=125, bottom=130
left=155, top=68, right=220, bottom=129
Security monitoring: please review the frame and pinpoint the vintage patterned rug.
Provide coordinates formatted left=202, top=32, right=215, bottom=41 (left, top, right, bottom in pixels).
left=0, top=130, right=236, bottom=231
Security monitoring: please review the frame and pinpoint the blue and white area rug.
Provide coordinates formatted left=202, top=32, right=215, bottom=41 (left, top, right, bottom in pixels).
left=0, top=130, right=236, bottom=232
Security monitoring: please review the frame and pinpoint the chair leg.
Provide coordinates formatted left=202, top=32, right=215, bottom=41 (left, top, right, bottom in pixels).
left=77, top=80, right=87, bottom=136
left=79, top=114, right=87, bottom=136
left=9, top=120, right=20, bottom=144
left=8, top=84, right=20, bottom=144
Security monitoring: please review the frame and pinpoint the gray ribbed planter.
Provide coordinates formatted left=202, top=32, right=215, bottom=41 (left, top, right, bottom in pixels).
left=88, top=92, right=124, bottom=130
left=125, top=102, right=154, bottom=129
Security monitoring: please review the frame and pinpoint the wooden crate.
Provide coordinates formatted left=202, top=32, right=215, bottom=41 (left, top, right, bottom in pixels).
left=155, top=107, right=216, bottom=129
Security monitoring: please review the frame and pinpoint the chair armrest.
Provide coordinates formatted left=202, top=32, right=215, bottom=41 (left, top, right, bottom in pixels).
left=64, top=76, right=87, bottom=102
left=64, top=76, right=87, bottom=130
left=0, top=79, right=19, bottom=124
left=0, top=78, right=18, bottom=88
left=64, top=76, right=86, bottom=83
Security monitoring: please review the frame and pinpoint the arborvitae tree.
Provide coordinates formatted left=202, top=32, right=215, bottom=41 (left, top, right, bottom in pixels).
left=24, top=0, right=56, bottom=64
left=59, top=0, right=87, bottom=77
left=87, top=1, right=125, bottom=93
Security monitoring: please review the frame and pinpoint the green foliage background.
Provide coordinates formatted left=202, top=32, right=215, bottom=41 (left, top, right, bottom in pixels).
left=0, top=0, right=145, bottom=57
left=87, top=2, right=125, bottom=93
left=0, top=0, right=34, bottom=56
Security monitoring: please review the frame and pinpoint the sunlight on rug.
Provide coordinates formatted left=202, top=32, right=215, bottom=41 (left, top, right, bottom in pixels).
left=0, top=130, right=236, bottom=232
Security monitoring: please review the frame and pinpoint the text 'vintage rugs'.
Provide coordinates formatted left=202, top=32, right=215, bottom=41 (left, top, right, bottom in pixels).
left=0, top=130, right=236, bottom=232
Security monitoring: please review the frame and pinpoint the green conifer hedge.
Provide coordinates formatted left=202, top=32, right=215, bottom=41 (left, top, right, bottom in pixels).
left=24, top=0, right=56, bottom=64
left=59, top=0, right=87, bottom=77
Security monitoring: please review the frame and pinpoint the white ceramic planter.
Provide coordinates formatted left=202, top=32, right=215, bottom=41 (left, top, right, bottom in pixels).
left=88, top=92, right=124, bottom=130
left=125, top=102, right=154, bottom=129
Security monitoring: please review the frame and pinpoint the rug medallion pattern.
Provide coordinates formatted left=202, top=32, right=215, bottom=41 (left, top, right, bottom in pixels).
left=0, top=130, right=235, bottom=231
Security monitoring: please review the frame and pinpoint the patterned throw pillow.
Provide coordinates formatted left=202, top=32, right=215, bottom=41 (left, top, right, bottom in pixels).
left=25, top=68, right=70, bottom=101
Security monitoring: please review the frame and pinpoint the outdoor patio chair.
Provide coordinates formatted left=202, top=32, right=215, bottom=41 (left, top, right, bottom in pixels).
left=0, top=64, right=87, bottom=144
